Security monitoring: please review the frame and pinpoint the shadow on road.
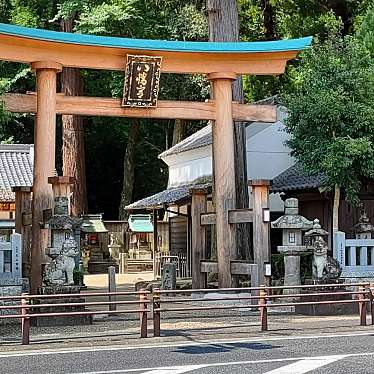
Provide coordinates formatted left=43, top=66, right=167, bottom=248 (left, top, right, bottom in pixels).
left=173, top=341, right=279, bottom=355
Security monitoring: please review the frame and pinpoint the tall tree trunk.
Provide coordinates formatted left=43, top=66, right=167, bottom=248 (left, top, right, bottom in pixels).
left=61, top=17, right=87, bottom=216
left=119, top=123, right=139, bottom=220
left=332, top=184, right=340, bottom=232
left=172, top=119, right=187, bottom=146
left=207, top=0, right=251, bottom=260
left=260, top=0, right=276, bottom=40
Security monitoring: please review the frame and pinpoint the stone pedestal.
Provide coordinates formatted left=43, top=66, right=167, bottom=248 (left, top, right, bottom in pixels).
left=32, top=285, right=92, bottom=327
left=295, top=282, right=357, bottom=315
left=278, top=246, right=306, bottom=296
left=0, top=278, right=29, bottom=325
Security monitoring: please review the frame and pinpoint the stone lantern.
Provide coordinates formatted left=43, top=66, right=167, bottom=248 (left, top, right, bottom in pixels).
left=43, top=177, right=82, bottom=285
left=271, top=198, right=313, bottom=294
left=353, top=205, right=374, bottom=239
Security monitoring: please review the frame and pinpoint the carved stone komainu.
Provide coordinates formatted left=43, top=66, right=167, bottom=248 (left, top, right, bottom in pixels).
left=43, top=234, right=79, bottom=286
left=312, top=236, right=342, bottom=281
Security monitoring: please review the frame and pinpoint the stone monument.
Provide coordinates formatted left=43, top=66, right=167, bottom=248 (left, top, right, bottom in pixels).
left=0, top=233, right=29, bottom=325
left=161, top=262, right=177, bottom=290
left=271, top=198, right=313, bottom=296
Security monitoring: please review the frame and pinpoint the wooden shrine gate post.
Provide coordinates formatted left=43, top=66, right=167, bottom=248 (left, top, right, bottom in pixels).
left=0, top=23, right=311, bottom=291
left=30, top=62, right=62, bottom=294
left=209, top=72, right=238, bottom=287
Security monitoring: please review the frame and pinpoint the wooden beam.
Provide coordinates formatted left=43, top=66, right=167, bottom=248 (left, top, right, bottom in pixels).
left=0, top=34, right=296, bottom=74
left=200, top=212, right=216, bottom=226
left=228, top=208, right=253, bottom=224
left=200, top=261, right=218, bottom=274
left=230, top=261, right=258, bottom=275
left=200, top=260, right=259, bottom=277
left=3, top=93, right=277, bottom=122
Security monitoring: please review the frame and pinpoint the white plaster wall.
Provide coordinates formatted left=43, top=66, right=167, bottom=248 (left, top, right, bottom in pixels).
left=160, top=111, right=293, bottom=212
left=162, top=146, right=212, bottom=188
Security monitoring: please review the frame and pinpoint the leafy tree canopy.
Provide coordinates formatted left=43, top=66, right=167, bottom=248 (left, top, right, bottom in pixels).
left=282, top=34, right=374, bottom=204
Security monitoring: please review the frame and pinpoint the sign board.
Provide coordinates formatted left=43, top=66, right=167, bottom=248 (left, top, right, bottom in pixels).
left=122, top=55, right=162, bottom=108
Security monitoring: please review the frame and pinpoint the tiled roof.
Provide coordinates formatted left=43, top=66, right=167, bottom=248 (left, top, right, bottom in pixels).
left=159, top=97, right=279, bottom=158
left=271, top=164, right=325, bottom=193
left=126, top=181, right=212, bottom=210
left=0, top=189, right=14, bottom=202
left=159, top=124, right=212, bottom=158
left=0, top=144, right=34, bottom=201
left=128, top=214, right=153, bottom=232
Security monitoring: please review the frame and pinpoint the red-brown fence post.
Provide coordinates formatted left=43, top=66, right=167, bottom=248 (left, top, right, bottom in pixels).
left=153, top=288, right=161, bottom=337
left=21, top=293, right=30, bottom=345
left=358, top=285, right=367, bottom=326
left=139, top=289, right=148, bottom=338
left=369, top=283, right=374, bottom=325
left=259, top=286, right=268, bottom=332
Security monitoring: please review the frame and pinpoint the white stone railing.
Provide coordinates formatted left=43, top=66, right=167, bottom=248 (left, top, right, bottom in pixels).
left=333, top=231, right=374, bottom=278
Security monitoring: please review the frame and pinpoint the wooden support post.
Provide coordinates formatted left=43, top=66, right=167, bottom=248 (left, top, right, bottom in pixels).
left=153, top=209, right=158, bottom=280
left=153, top=288, right=161, bottom=337
left=48, top=176, right=75, bottom=214
left=30, top=61, right=62, bottom=294
left=249, top=180, right=271, bottom=286
left=13, top=187, right=32, bottom=278
left=359, top=285, right=367, bottom=326
left=119, top=252, right=126, bottom=274
left=259, top=286, right=268, bottom=332
left=191, top=187, right=208, bottom=289
left=108, top=266, right=117, bottom=312
left=139, top=288, right=148, bottom=338
left=21, top=293, right=30, bottom=345
left=208, top=72, right=237, bottom=288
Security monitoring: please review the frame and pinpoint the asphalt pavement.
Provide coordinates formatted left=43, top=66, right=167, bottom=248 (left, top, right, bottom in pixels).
left=1, top=331, right=374, bottom=374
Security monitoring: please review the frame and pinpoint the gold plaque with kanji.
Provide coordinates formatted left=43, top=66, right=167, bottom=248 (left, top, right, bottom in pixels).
left=122, top=55, right=162, bottom=108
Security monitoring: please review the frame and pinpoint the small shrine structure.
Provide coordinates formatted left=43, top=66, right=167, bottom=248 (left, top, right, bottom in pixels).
left=127, top=214, right=153, bottom=260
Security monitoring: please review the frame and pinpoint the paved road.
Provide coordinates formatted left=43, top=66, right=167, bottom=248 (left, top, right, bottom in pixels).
left=1, top=331, right=374, bottom=373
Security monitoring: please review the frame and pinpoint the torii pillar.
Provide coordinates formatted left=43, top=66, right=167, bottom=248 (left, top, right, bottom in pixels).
left=30, top=61, right=62, bottom=294
left=208, top=72, right=238, bottom=288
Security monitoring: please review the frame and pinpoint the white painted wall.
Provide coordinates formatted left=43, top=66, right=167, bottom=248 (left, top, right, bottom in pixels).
left=165, top=147, right=212, bottom=188
left=161, top=111, right=292, bottom=212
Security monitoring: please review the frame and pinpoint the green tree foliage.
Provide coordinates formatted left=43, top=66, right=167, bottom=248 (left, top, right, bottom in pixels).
left=0, top=0, right=373, bottom=218
left=282, top=35, right=374, bottom=205
left=357, top=6, right=374, bottom=56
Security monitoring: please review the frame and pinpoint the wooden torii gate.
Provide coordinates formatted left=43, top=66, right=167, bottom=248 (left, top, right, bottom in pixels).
left=0, top=23, right=311, bottom=293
